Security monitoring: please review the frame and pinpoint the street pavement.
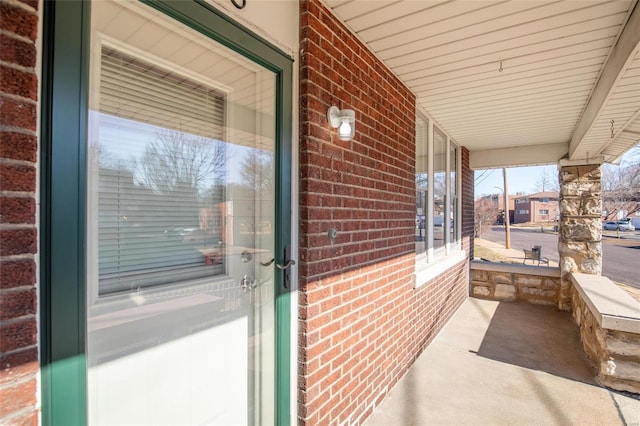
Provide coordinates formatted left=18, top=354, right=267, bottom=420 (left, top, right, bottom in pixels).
left=480, top=225, right=640, bottom=290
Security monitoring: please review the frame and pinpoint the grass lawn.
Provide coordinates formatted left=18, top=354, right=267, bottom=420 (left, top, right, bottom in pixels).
left=474, top=245, right=509, bottom=263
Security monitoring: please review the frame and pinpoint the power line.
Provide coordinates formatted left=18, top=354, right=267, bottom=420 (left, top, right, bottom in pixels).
left=474, top=169, right=495, bottom=187
left=474, top=170, right=488, bottom=182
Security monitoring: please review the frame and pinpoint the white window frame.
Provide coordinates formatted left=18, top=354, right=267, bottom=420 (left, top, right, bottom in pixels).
left=414, top=108, right=464, bottom=288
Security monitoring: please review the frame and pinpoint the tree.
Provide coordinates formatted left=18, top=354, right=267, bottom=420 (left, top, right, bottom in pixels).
left=534, top=168, right=559, bottom=192
left=239, top=149, right=273, bottom=194
left=416, top=173, right=428, bottom=216
left=474, top=196, right=499, bottom=237
left=131, top=129, right=230, bottom=237
left=90, top=140, right=132, bottom=171
left=416, top=173, right=428, bottom=189
left=136, top=129, right=229, bottom=195
left=602, top=145, right=640, bottom=219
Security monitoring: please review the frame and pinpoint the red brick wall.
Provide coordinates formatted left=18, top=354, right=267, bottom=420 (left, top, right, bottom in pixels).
left=513, top=200, right=531, bottom=224
left=298, top=1, right=470, bottom=424
left=530, top=199, right=559, bottom=223
left=0, top=0, right=40, bottom=424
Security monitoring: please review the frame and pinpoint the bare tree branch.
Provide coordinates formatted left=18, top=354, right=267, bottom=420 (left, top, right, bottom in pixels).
left=239, top=149, right=273, bottom=193
left=135, top=129, right=229, bottom=195
left=534, top=168, right=559, bottom=193
left=602, top=146, right=640, bottom=219
left=474, top=196, right=499, bottom=237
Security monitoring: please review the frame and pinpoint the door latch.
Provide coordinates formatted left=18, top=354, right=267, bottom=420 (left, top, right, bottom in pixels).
left=281, top=245, right=294, bottom=289
left=240, top=274, right=256, bottom=291
left=259, top=246, right=295, bottom=289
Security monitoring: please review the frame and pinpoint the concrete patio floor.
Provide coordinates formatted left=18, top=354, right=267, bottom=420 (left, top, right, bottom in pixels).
left=366, top=297, right=640, bottom=426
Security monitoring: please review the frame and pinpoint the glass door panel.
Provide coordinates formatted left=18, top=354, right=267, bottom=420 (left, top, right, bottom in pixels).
left=86, top=1, right=277, bottom=424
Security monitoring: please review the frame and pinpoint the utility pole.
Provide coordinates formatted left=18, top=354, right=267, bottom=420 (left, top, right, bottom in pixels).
left=503, top=168, right=511, bottom=249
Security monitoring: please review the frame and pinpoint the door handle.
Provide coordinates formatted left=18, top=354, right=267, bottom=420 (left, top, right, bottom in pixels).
left=259, top=246, right=295, bottom=289
left=260, top=258, right=275, bottom=267
left=281, top=245, right=294, bottom=289
left=275, top=260, right=296, bottom=270
left=259, top=259, right=295, bottom=270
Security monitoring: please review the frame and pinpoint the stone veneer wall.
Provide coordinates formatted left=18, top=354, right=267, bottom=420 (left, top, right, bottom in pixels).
left=558, top=164, right=602, bottom=310
left=570, top=285, right=640, bottom=394
left=470, top=263, right=561, bottom=306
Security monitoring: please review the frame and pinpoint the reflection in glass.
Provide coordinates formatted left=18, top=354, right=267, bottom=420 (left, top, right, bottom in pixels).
left=96, top=120, right=230, bottom=295
left=86, top=1, right=277, bottom=424
left=450, top=144, right=458, bottom=246
left=415, top=115, right=428, bottom=254
left=433, top=127, right=446, bottom=251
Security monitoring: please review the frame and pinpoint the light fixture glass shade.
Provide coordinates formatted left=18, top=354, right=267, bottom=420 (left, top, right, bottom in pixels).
left=328, top=106, right=355, bottom=141
left=338, top=121, right=352, bottom=140
left=337, top=110, right=355, bottom=141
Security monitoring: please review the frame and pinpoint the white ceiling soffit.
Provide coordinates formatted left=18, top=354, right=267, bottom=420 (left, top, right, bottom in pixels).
left=570, top=22, right=640, bottom=162
left=325, top=0, right=640, bottom=169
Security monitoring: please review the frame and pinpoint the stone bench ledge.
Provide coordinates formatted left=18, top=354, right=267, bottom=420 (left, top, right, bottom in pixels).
left=570, top=272, right=640, bottom=334
left=471, top=260, right=560, bottom=278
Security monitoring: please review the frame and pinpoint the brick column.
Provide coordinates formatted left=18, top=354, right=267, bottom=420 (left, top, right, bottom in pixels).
left=557, top=163, right=602, bottom=310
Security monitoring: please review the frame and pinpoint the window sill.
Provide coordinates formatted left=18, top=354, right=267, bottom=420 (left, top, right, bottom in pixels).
left=88, top=274, right=235, bottom=317
left=414, top=250, right=466, bottom=289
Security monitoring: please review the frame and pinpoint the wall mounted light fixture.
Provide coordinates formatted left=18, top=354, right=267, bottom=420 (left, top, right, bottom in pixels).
left=327, top=106, right=355, bottom=141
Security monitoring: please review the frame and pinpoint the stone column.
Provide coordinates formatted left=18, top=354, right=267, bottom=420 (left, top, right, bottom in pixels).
left=558, top=162, right=602, bottom=310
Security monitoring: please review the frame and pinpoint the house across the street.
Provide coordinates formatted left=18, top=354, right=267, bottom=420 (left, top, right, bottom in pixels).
left=513, top=192, right=560, bottom=224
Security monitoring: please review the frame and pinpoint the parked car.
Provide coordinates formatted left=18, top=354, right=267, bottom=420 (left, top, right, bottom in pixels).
left=603, top=220, right=636, bottom=231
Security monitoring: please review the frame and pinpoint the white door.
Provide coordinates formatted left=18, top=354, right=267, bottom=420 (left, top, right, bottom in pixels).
left=85, top=1, right=280, bottom=424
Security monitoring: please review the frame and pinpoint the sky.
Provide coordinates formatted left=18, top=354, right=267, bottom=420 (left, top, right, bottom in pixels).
left=474, top=165, right=558, bottom=198
left=95, top=112, right=259, bottom=187
left=474, top=143, right=640, bottom=199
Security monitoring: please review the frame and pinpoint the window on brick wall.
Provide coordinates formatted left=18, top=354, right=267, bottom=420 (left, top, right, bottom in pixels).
left=450, top=143, right=458, bottom=246
left=433, top=126, right=446, bottom=253
left=415, top=116, right=428, bottom=255
left=415, top=111, right=460, bottom=264
left=539, top=209, right=549, bottom=215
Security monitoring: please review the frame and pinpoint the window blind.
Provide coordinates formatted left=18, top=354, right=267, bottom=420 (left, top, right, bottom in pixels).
left=96, top=47, right=226, bottom=295
left=100, top=47, right=225, bottom=138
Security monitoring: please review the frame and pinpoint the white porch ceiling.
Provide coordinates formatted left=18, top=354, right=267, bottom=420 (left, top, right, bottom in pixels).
left=324, top=0, right=640, bottom=169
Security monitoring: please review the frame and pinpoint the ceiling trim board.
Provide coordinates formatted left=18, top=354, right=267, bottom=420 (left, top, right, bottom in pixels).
left=469, top=143, right=569, bottom=169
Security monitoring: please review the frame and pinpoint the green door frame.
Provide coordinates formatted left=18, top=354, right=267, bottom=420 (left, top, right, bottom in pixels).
left=40, top=1, right=293, bottom=424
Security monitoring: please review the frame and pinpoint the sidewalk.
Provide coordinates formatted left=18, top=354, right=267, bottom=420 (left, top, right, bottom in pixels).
left=366, top=298, right=640, bottom=426
left=474, top=238, right=559, bottom=267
